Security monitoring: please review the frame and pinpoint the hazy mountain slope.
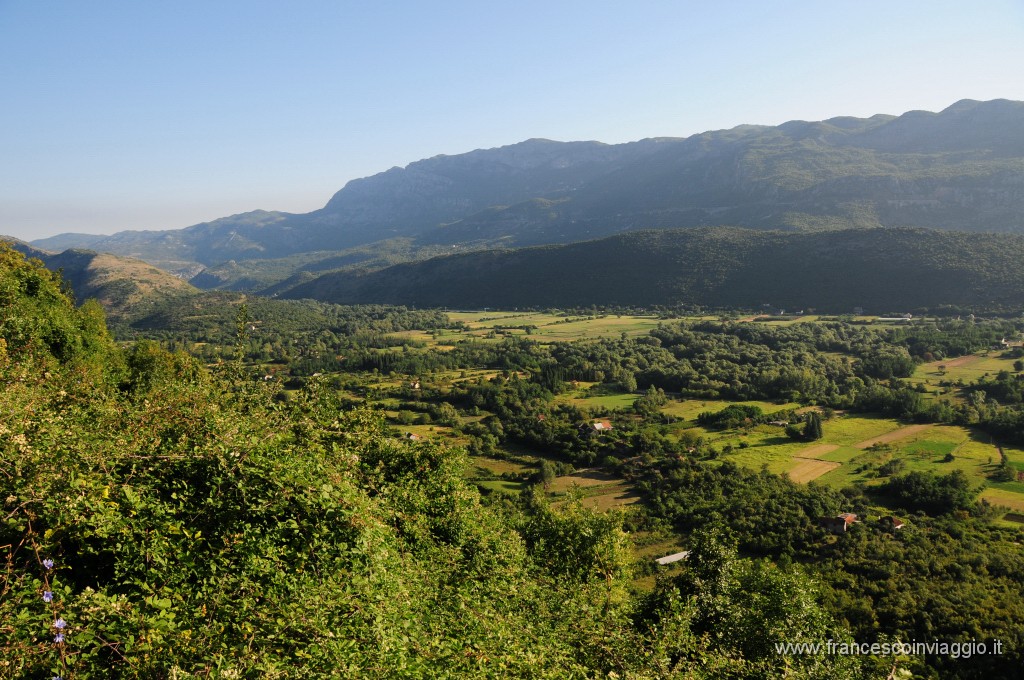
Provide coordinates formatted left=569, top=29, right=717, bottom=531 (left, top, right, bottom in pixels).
left=2, top=239, right=197, bottom=318
left=281, top=227, right=1024, bottom=313
left=306, top=138, right=663, bottom=247
left=30, top=210, right=295, bottom=275
left=30, top=232, right=108, bottom=251
left=31, top=99, right=1024, bottom=271
left=189, top=238, right=474, bottom=292
left=34, top=139, right=659, bottom=268
left=425, top=100, right=1024, bottom=245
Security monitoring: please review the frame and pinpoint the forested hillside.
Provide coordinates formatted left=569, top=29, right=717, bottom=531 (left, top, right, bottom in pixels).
left=282, top=227, right=1024, bottom=313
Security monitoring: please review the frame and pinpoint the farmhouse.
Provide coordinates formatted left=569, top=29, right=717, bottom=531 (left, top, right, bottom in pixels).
left=579, top=419, right=614, bottom=437
left=880, top=516, right=905, bottom=530
left=820, top=513, right=858, bottom=534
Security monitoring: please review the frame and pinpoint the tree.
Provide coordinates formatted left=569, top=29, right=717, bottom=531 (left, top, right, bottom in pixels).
left=536, top=459, right=557, bottom=488
left=644, top=529, right=865, bottom=678
left=804, top=412, right=823, bottom=441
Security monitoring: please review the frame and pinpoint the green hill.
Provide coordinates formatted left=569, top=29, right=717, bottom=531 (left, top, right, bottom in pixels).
left=3, top=239, right=198, bottom=319
left=282, top=227, right=1024, bottom=313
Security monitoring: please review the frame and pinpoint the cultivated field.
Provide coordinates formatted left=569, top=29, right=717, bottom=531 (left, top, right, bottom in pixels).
left=548, top=469, right=643, bottom=510
left=683, top=404, right=1024, bottom=514
left=362, top=312, right=1024, bottom=519
left=910, top=351, right=1021, bottom=389
left=442, top=311, right=669, bottom=343
left=787, top=459, right=842, bottom=483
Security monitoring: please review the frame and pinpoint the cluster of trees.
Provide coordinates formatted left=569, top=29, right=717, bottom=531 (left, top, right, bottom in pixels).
left=697, top=404, right=774, bottom=430
left=119, top=292, right=450, bottom=366
left=878, top=469, right=978, bottom=514
left=626, top=457, right=1024, bottom=679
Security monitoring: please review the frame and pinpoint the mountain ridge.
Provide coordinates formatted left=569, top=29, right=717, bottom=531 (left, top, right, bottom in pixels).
left=279, top=226, right=1024, bottom=313
left=29, top=99, right=1024, bottom=280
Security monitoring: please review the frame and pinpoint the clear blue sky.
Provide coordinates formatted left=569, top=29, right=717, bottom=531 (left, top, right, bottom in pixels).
left=2, top=0, right=1023, bottom=240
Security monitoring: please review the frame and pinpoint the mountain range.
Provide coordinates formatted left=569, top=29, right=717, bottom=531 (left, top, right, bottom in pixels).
left=29, top=99, right=1024, bottom=283
left=15, top=98, right=1024, bottom=313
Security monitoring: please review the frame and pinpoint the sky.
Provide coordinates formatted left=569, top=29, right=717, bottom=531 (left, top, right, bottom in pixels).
left=2, top=0, right=1023, bottom=241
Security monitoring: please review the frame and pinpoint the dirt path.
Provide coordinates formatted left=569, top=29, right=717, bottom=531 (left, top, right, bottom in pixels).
left=942, top=354, right=982, bottom=369
left=795, top=443, right=839, bottom=459
left=853, top=424, right=933, bottom=449
left=787, top=459, right=841, bottom=483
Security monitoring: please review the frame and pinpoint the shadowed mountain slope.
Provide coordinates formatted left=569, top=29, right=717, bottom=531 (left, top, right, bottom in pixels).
left=281, top=227, right=1024, bottom=313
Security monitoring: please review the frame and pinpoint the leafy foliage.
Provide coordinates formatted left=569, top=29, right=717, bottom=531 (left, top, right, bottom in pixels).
left=878, top=470, right=978, bottom=514
left=1, top=245, right=871, bottom=678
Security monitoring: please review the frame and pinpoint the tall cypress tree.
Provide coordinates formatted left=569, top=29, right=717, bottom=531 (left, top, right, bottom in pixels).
left=804, top=411, right=823, bottom=441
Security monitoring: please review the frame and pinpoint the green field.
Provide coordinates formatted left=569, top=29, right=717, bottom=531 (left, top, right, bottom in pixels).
left=661, top=398, right=797, bottom=421
left=755, top=315, right=821, bottom=326
left=909, top=351, right=1022, bottom=388
left=703, top=412, right=1024, bottom=512
left=559, top=388, right=639, bottom=411
left=475, top=479, right=528, bottom=493
left=806, top=414, right=905, bottom=445
left=813, top=425, right=989, bottom=486
left=441, top=311, right=668, bottom=342
left=547, top=469, right=642, bottom=511
left=981, top=487, right=1024, bottom=512
left=462, top=450, right=644, bottom=513
left=467, top=454, right=535, bottom=478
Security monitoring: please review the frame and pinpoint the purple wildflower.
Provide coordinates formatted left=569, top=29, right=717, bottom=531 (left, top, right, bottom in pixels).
left=42, top=590, right=53, bottom=602
left=54, top=618, right=67, bottom=629
left=42, top=558, right=54, bottom=570
left=54, top=633, right=64, bottom=643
